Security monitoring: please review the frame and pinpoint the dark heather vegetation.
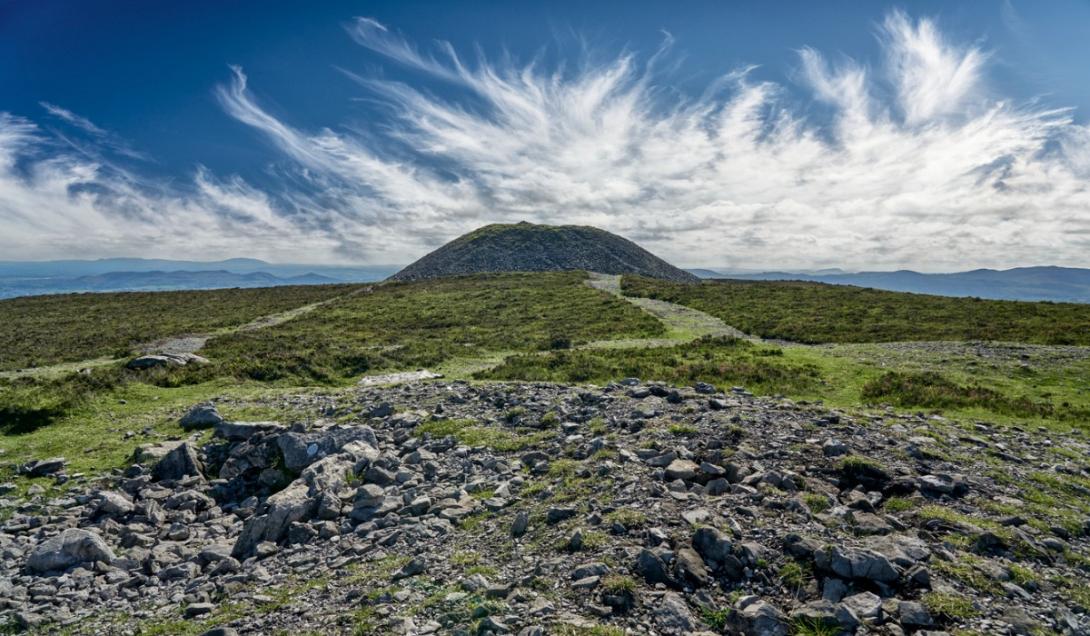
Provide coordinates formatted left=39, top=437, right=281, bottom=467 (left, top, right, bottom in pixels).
left=0, top=284, right=359, bottom=371
left=860, top=370, right=1090, bottom=421
left=621, top=275, right=1090, bottom=345
left=478, top=336, right=821, bottom=394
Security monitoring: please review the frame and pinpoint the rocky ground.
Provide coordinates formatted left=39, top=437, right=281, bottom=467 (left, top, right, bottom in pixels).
left=3, top=379, right=1090, bottom=635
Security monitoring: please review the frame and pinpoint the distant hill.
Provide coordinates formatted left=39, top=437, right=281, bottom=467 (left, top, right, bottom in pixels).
left=685, top=268, right=726, bottom=279
left=726, top=266, right=1090, bottom=303
left=0, top=258, right=274, bottom=278
left=390, top=222, right=697, bottom=283
left=0, top=270, right=341, bottom=299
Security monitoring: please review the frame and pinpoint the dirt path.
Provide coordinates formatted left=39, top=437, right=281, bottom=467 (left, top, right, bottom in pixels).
left=584, top=273, right=754, bottom=346
left=139, top=287, right=372, bottom=358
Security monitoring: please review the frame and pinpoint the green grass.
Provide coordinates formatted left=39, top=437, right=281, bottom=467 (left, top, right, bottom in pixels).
left=839, top=455, right=887, bottom=475
left=779, top=560, right=812, bottom=590
left=921, top=592, right=979, bottom=620
left=622, top=275, right=1090, bottom=345
left=861, top=371, right=1070, bottom=418
left=770, top=343, right=1090, bottom=434
left=701, top=606, right=732, bottom=630
left=801, top=493, right=831, bottom=514
left=450, top=551, right=481, bottom=567
left=931, top=554, right=1002, bottom=595
left=917, top=505, right=1002, bottom=533
left=0, top=378, right=313, bottom=476
left=414, top=419, right=552, bottom=452
left=6, top=269, right=1090, bottom=487
left=883, top=497, right=915, bottom=513
left=668, top=423, right=698, bottom=436
left=1008, top=563, right=1038, bottom=587
left=791, top=617, right=842, bottom=636
left=600, top=574, right=637, bottom=593
left=477, top=336, right=821, bottom=394
left=603, top=508, right=647, bottom=528
left=547, top=459, right=580, bottom=478
left=1, top=365, right=129, bottom=434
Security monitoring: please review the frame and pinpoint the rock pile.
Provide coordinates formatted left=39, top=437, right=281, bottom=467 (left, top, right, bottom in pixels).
left=2, top=381, right=1089, bottom=634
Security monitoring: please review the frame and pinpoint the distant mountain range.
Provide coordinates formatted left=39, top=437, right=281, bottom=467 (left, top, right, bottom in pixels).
left=685, top=266, right=1090, bottom=303
left=0, top=258, right=398, bottom=280
left=0, top=259, right=398, bottom=299
left=2, top=257, right=1087, bottom=303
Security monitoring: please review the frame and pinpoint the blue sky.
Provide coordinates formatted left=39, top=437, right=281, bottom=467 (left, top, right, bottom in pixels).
left=1, top=1, right=1088, bottom=269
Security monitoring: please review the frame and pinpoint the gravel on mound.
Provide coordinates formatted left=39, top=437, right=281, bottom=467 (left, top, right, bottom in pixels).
left=389, top=222, right=699, bottom=283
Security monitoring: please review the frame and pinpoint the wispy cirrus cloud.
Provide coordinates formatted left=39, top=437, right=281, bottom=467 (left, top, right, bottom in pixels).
left=39, top=101, right=149, bottom=161
left=1, top=10, right=1087, bottom=268
left=0, top=112, right=346, bottom=261
left=39, top=102, right=107, bottom=136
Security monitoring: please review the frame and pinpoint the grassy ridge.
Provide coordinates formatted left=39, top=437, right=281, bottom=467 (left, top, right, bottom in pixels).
left=1, top=272, right=663, bottom=432
left=621, top=276, right=1090, bottom=345
left=190, top=272, right=664, bottom=383
left=0, top=284, right=359, bottom=371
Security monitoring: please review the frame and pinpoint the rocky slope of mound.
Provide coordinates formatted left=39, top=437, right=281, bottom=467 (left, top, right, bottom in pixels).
left=390, top=222, right=698, bottom=283
left=3, top=380, right=1088, bottom=635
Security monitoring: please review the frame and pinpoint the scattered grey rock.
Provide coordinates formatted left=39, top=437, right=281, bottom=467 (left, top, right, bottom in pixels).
left=392, top=556, right=426, bottom=580
left=511, top=510, right=530, bottom=537
left=214, top=419, right=285, bottom=441
left=180, top=402, right=224, bottom=430
left=127, top=353, right=208, bottom=370
left=27, top=529, right=115, bottom=573
left=665, top=458, right=700, bottom=481
left=20, top=457, right=66, bottom=477
left=729, top=599, right=789, bottom=636
left=152, top=441, right=204, bottom=481
left=653, top=592, right=696, bottom=634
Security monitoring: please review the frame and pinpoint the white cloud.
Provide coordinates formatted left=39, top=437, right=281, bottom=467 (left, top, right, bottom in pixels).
left=39, top=102, right=107, bottom=136
left=1, top=11, right=1088, bottom=269
left=881, top=9, right=988, bottom=125
left=0, top=114, right=345, bottom=262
